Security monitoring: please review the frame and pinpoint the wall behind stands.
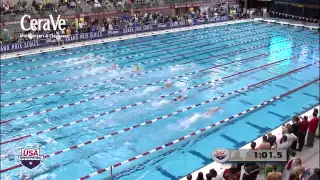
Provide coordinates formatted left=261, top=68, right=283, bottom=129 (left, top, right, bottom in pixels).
left=271, top=0, right=320, bottom=19
left=274, top=0, right=319, bottom=6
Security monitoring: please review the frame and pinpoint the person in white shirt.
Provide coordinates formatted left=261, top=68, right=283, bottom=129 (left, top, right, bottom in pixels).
left=210, top=169, right=223, bottom=180
left=284, top=126, right=298, bottom=146
left=277, top=135, right=290, bottom=150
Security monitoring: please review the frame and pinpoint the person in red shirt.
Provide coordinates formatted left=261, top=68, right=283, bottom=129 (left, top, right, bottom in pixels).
left=306, top=111, right=319, bottom=147
left=297, top=116, right=309, bottom=151
left=223, top=164, right=240, bottom=180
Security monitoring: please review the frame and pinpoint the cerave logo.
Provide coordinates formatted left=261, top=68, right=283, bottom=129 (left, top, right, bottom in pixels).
left=20, top=15, right=66, bottom=31
left=18, top=148, right=43, bottom=169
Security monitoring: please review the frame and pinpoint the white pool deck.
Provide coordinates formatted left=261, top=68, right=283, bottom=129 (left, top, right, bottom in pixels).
left=1, top=17, right=319, bottom=60
left=180, top=105, right=320, bottom=180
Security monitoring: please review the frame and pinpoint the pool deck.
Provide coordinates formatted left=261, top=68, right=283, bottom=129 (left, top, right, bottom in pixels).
left=0, top=19, right=252, bottom=60
left=180, top=105, right=320, bottom=180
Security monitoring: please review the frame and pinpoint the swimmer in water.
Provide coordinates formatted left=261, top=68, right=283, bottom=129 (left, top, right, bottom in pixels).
left=164, top=81, right=173, bottom=89
left=173, top=95, right=186, bottom=101
left=133, top=65, right=141, bottom=72
left=111, top=63, right=118, bottom=70
left=204, top=107, right=222, bottom=116
left=179, top=107, right=222, bottom=128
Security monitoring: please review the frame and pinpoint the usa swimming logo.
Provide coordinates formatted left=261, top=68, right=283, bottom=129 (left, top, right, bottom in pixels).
left=18, top=148, right=43, bottom=169
left=212, top=148, right=230, bottom=163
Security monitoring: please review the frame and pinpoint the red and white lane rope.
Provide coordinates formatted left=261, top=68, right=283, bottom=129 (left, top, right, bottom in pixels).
left=0, top=27, right=285, bottom=83
left=1, top=34, right=313, bottom=96
left=1, top=50, right=316, bottom=124
left=1, top=64, right=317, bottom=174
left=0, top=23, right=254, bottom=67
left=0, top=25, right=275, bottom=75
left=77, top=78, right=320, bottom=180
left=0, top=39, right=315, bottom=107
left=1, top=60, right=317, bottom=146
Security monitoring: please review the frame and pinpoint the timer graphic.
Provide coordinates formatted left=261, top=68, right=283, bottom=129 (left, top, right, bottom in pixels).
left=226, top=150, right=288, bottom=162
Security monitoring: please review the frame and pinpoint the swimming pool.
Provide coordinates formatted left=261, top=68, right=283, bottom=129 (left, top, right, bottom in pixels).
left=0, top=21, right=319, bottom=180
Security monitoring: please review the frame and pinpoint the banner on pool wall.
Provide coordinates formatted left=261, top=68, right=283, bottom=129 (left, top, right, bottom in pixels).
left=0, top=40, right=46, bottom=53
left=0, top=16, right=228, bottom=53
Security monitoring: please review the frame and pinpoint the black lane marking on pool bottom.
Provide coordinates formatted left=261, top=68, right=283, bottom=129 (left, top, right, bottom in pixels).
left=188, top=150, right=212, bottom=165
left=251, top=76, right=262, bottom=81
left=239, top=99, right=254, bottom=106
left=289, top=77, right=305, bottom=83
left=267, top=111, right=291, bottom=121
left=302, top=93, right=319, bottom=99
left=156, top=166, right=177, bottom=180
left=220, top=134, right=247, bottom=149
left=274, top=84, right=290, bottom=90
left=245, top=122, right=272, bottom=134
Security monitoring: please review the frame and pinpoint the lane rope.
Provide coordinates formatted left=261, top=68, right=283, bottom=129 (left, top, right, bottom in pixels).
left=0, top=25, right=283, bottom=81
left=1, top=33, right=314, bottom=93
left=0, top=39, right=316, bottom=107
left=1, top=64, right=318, bottom=173
left=0, top=23, right=255, bottom=67
left=76, top=78, right=320, bottom=180
left=0, top=24, right=274, bottom=75
left=1, top=49, right=316, bottom=124
left=1, top=59, right=317, bottom=146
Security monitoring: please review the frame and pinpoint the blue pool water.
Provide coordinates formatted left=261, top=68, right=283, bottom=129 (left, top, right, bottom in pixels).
left=0, top=21, right=319, bottom=180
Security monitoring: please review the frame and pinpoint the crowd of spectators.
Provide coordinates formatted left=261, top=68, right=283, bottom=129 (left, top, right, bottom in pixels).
left=1, top=0, right=33, bottom=15
left=186, top=108, right=319, bottom=180
left=0, top=0, right=83, bottom=17
left=1, top=2, right=235, bottom=44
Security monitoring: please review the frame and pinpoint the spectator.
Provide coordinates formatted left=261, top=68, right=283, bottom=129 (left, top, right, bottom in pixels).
left=210, top=169, right=222, bottom=180
left=267, top=132, right=277, bottom=147
left=187, top=174, right=192, bottom=180
left=267, top=165, right=282, bottom=180
left=197, top=172, right=204, bottom=180
left=277, top=135, right=290, bottom=150
left=298, top=116, right=309, bottom=151
left=223, top=164, right=240, bottom=180
left=284, top=151, right=297, bottom=180
left=284, top=125, right=298, bottom=148
left=243, top=163, right=260, bottom=180
left=66, top=27, right=71, bottom=36
left=258, top=135, right=271, bottom=149
left=305, top=168, right=320, bottom=180
left=289, top=173, right=299, bottom=180
left=291, top=116, right=300, bottom=150
left=206, top=173, right=213, bottom=180
left=292, top=158, right=305, bottom=176
left=250, top=142, right=256, bottom=150
left=306, top=110, right=319, bottom=147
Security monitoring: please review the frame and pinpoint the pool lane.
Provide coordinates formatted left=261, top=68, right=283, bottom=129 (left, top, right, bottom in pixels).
left=0, top=22, right=319, bottom=179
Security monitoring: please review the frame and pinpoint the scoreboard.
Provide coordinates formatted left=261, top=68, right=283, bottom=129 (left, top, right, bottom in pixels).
left=212, top=148, right=288, bottom=163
